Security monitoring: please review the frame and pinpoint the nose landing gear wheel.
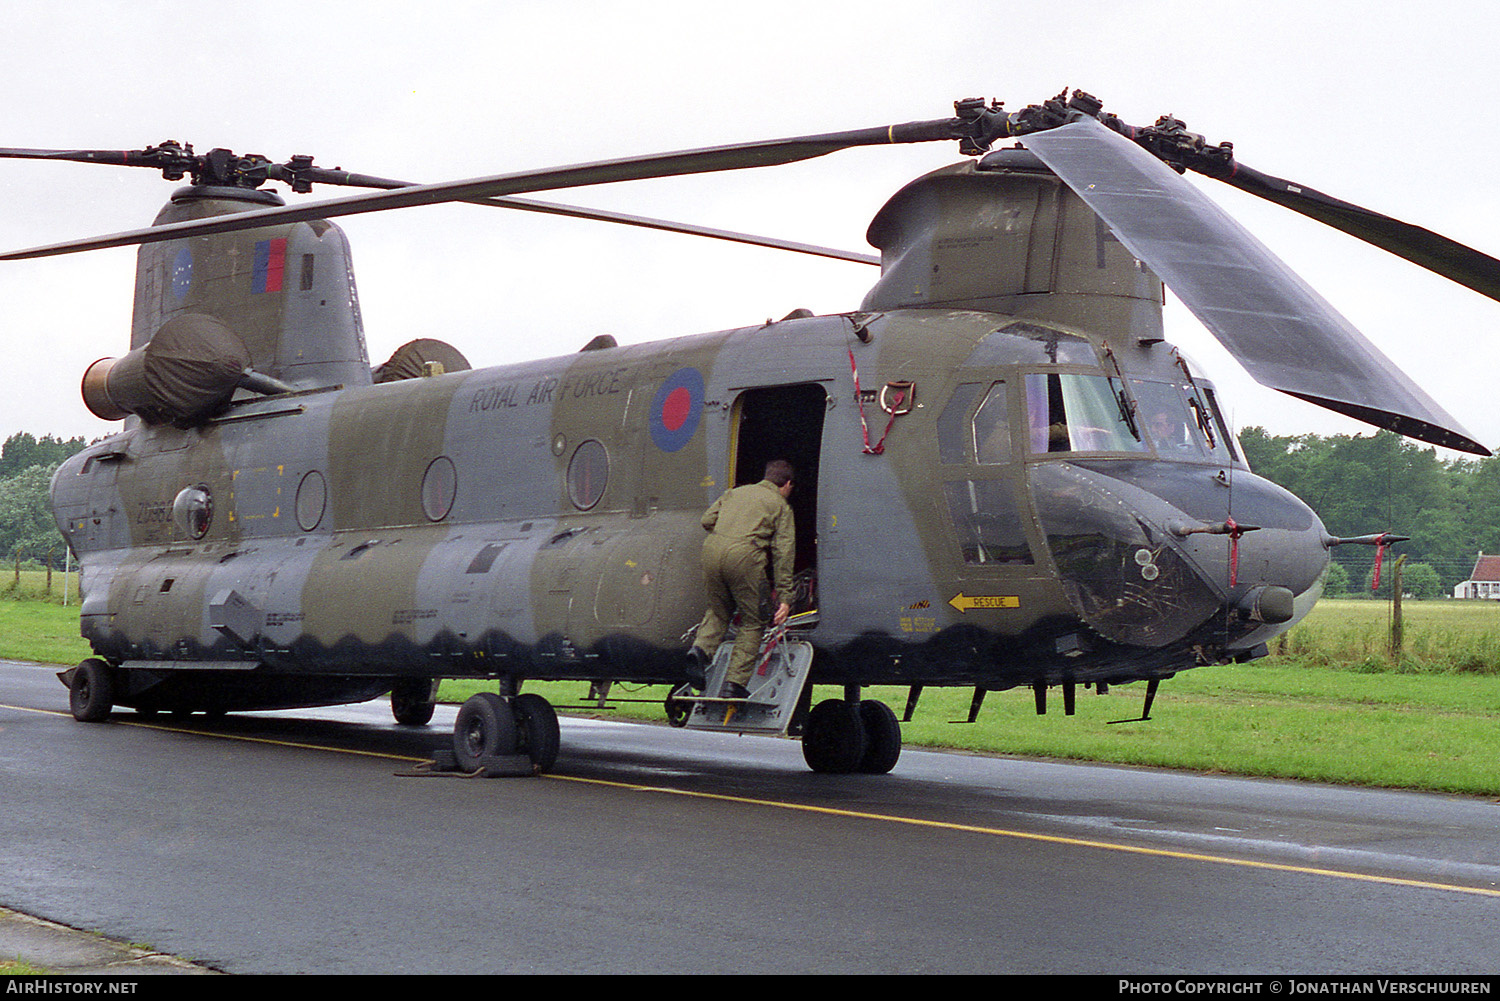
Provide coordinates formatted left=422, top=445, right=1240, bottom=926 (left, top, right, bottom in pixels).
left=664, top=683, right=693, bottom=728
left=390, top=678, right=438, bottom=726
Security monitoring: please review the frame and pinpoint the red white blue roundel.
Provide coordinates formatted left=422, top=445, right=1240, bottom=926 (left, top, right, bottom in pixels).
left=649, top=366, right=704, bottom=452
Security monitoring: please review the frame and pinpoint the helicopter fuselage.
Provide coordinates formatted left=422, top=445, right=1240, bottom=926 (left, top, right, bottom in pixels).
left=51, top=300, right=1329, bottom=713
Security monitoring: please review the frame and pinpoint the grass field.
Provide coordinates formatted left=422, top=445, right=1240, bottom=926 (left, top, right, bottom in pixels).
left=11, top=588, right=1500, bottom=795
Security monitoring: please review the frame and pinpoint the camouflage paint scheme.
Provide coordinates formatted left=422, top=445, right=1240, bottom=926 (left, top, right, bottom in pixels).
left=50, top=151, right=1330, bottom=714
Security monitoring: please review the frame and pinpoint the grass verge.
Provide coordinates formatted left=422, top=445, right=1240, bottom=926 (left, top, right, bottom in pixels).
left=13, top=594, right=1500, bottom=796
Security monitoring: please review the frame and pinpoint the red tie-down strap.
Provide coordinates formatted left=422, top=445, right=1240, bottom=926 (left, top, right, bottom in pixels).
left=1371, top=533, right=1393, bottom=591
left=1173, top=517, right=1260, bottom=587
left=1225, top=517, right=1247, bottom=587
left=847, top=347, right=907, bottom=455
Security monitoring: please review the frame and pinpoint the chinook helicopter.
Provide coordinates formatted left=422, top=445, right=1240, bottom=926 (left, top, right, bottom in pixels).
left=8, top=90, right=1495, bottom=776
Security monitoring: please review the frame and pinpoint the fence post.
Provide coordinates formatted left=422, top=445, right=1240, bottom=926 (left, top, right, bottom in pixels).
left=1389, top=554, right=1407, bottom=658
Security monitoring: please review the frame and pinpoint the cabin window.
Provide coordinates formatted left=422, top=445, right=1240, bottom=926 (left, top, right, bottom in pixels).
left=942, top=480, right=1034, bottom=565
left=567, top=440, right=608, bottom=511
left=295, top=470, right=326, bottom=531
left=171, top=485, right=213, bottom=540
left=1025, top=373, right=1146, bottom=454
left=421, top=456, right=458, bottom=521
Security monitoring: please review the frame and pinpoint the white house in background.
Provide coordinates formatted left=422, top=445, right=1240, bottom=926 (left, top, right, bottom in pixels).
left=1452, top=553, right=1500, bottom=599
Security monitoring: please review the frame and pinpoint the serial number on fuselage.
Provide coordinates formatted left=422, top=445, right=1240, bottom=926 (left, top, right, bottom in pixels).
left=134, top=500, right=172, bottom=525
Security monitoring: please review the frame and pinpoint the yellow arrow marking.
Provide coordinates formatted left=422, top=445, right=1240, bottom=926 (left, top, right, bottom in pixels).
left=948, top=593, right=1020, bottom=613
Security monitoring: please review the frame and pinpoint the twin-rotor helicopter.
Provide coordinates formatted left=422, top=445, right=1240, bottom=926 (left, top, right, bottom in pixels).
left=8, top=90, right=1494, bottom=776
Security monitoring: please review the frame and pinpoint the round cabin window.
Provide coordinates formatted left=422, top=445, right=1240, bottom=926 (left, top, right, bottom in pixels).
left=172, top=485, right=213, bottom=540
left=421, top=456, right=458, bottom=522
left=567, top=440, right=608, bottom=511
left=295, top=470, right=327, bottom=531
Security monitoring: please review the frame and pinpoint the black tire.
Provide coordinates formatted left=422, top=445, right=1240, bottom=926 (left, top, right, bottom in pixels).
left=513, top=693, right=560, bottom=773
left=857, top=699, right=902, bottom=774
left=452, top=693, right=518, bottom=771
left=390, top=678, right=438, bottom=726
left=69, top=659, right=115, bottom=723
left=801, top=699, right=867, bottom=773
left=664, top=683, right=693, bottom=728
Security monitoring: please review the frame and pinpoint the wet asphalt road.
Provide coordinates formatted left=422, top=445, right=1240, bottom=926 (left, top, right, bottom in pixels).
left=3, top=659, right=1499, bottom=974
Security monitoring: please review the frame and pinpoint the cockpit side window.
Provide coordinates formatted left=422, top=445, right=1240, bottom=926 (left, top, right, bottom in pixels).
left=972, top=382, right=1011, bottom=464
left=1202, top=388, right=1240, bottom=463
left=1025, top=372, right=1147, bottom=454
left=937, top=383, right=984, bottom=464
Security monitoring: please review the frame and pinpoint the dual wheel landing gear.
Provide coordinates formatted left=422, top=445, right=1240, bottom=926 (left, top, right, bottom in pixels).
left=67, top=658, right=115, bottom=722
left=452, top=692, right=560, bottom=774
left=801, top=695, right=901, bottom=774
left=390, top=678, right=438, bottom=726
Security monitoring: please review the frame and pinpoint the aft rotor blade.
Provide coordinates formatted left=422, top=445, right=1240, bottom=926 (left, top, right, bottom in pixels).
left=1023, top=117, right=1488, bottom=456
left=1211, top=162, right=1500, bottom=303
left=0, top=119, right=975, bottom=262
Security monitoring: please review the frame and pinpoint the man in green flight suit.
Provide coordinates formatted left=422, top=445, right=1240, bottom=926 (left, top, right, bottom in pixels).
left=686, top=459, right=796, bottom=700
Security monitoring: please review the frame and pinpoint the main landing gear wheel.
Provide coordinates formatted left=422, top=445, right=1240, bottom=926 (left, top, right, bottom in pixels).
left=857, top=699, right=902, bottom=774
left=801, top=699, right=867, bottom=773
left=513, top=693, right=560, bottom=773
left=390, top=678, right=438, bottom=726
left=664, top=683, right=693, bottom=728
left=68, top=658, right=115, bottom=722
left=453, top=692, right=517, bottom=771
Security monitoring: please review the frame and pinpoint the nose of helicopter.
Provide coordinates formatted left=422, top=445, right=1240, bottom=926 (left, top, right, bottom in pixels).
left=1027, top=460, right=1328, bottom=650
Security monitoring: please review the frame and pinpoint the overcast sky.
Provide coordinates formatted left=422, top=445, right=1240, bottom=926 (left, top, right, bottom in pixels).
left=3, top=0, right=1499, bottom=456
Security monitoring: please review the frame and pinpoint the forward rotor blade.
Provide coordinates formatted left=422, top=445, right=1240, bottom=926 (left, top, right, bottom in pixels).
left=1022, top=117, right=1488, bottom=456
left=0, top=119, right=973, bottom=262
left=477, top=197, right=878, bottom=264
left=1211, top=162, right=1500, bottom=303
left=284, top=167, right=878, bottom=265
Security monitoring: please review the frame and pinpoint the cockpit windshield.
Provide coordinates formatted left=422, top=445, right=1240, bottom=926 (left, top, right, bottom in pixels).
left=1024, top=372, right=1146, bottom=454
left=1131, top=379, right=1239, bottom=463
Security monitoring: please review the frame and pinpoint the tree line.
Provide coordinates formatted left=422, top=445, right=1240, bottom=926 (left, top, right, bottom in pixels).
left=0, top=433, right=88, bottom=565
left=1238, top=427, right=1500, bottom=597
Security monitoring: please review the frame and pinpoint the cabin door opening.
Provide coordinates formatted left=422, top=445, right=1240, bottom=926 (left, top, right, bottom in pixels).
left=730, top=383, right=825, bottom=613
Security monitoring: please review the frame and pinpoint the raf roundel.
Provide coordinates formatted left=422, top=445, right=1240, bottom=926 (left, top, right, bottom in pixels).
left=649, top=366, right=705, bottom=452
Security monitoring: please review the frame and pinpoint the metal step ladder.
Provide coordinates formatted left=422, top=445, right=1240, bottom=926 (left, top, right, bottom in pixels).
left=682, top=626, right=814, bottom=735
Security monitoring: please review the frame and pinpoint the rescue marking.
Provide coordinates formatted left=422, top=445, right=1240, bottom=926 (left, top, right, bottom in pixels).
left=948, top=593, right=1020, bottom=612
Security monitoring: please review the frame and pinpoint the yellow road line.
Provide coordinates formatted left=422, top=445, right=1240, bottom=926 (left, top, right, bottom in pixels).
left=1, top=703, right=429, bottom=763
left=548, top=774, right=1500, bottom=900
left=11, top=700, right=1498, bottom=899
